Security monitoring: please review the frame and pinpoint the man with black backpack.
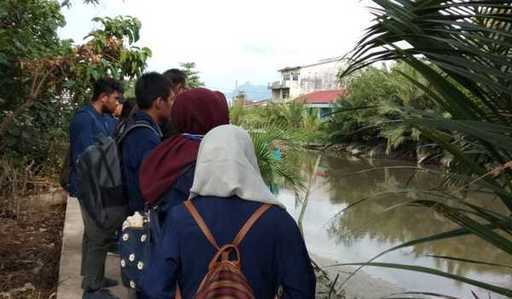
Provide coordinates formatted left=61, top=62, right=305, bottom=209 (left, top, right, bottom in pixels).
left=69, top=78, right=123, bottom=299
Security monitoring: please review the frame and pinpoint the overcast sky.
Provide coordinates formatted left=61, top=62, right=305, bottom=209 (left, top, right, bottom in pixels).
left=58, top=0, right=374, bottom=94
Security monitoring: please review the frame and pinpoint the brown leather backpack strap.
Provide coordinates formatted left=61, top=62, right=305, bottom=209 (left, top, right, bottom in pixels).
left=233, top=204, right=272, bottom=246
left=184, top=199, right=220, bottom=250
left=175, top=285, right=182, bottom=299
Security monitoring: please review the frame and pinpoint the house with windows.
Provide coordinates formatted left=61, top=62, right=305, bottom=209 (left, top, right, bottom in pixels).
left=296, top=89, right=345, bottom=119
left=268, top=57, right=346, bottom=102
left=268, top=57, right=348, bottom=118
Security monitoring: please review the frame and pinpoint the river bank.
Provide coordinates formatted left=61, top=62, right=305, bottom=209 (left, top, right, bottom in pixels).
left=304, top=142, right=446, bottom=166
left=313, top=254, right=403, bottom=299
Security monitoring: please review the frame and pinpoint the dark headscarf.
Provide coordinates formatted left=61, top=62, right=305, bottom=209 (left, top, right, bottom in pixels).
left=139, top=88, right=229, bottom=205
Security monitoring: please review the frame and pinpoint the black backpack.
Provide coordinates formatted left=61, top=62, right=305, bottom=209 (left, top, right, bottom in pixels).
left=76, top=120, right=160, bottom=229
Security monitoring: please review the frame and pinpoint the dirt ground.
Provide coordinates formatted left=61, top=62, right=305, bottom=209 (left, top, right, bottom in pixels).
left=0, top=193, right=67, bottom=299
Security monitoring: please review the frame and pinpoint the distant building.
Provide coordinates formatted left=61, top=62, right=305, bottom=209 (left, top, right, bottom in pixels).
left=269, top=57, right=346, bottom=102
left=244, top=100, right=269, bottom=107
left=229, top=82, right=271, bottom=102
left=296, top=89, right=345, bottom=119
left=232, top=91, right=269, bottom=108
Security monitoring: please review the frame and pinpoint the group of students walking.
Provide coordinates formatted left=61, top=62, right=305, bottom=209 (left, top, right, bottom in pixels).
left=68, top=70, right=316, bottom=299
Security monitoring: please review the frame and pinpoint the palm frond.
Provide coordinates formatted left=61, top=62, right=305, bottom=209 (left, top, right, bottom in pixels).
left=335, top=262, right=512, bottom=297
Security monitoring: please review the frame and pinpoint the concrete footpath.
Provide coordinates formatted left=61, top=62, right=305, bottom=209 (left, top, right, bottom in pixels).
left=57, top=197, right=131, bottom=299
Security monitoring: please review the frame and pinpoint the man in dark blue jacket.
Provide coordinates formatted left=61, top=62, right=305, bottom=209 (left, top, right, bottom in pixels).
left=69, top=78, right=123, bottom=299
left=120, top=72, right=173, bottom=214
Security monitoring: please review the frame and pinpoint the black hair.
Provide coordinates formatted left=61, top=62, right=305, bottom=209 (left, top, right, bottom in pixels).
left=91, top=78, right=124, bottom=102
left=163, top=68, right=187, bottom=88
left=135, top=72, right=171, bottom=109
left=120, top=99, right=136, bottom=120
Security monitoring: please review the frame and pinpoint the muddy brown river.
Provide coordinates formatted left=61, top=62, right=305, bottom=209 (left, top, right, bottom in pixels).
left=278, top=152, right=512, bottom=298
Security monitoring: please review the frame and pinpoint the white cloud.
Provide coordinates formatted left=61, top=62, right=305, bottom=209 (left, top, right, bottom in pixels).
left=58, top=0, right=373, bottom=92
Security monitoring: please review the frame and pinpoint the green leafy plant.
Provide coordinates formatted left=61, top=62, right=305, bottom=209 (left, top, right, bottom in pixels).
left=0, top=0, right=151, bottom=200
left=248, top=121, right=305, bottom=193
left=180, top=62, right=204, bottom=88
left=336, top=1, right=512, bottom=297
left=230, top=102, right=311, bottom=192
left=326, top=63, right=435, bottom=156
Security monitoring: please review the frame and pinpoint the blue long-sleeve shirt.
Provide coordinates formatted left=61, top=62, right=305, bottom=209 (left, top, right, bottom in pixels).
left=120, top=111, right=162, bottom=213
left=142, top=196, right=316, bottom=299
left=68, top=104, right=118, bottom=197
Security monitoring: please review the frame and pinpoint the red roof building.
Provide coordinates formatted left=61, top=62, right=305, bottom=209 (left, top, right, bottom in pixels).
left=296, top=89, right=345, bottom=105
left=295, top=89, right=345, bottom=119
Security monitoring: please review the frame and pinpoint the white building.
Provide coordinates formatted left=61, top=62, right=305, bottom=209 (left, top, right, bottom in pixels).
left=269, top=57, right=346, bottom=102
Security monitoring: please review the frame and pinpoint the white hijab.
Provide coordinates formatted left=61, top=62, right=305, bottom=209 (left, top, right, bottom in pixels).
left=190, top=125, right=285, bottom=208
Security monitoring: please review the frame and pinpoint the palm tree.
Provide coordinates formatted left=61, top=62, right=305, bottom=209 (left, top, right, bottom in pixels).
left=337, top=1, right=512, bottom=297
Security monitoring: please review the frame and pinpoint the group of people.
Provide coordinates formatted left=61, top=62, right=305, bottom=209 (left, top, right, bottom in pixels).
left=68, top=69, right=316, bottom=299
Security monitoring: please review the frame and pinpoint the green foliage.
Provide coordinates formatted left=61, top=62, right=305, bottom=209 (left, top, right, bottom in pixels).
left=0, top=0, right=65, bottom=109
left=229, top=101, right=246, bottom=126
left=280, top=101, right=304, bottom=126
left=65, top=15, right=151, bottom=102
left=301, top=109, right=323, bottom=144
left=249, top=122, right=304, bottom=193
left=338, top=0, right=512, bottom=296
left=180, top=62, right=204, bottom=88
left=1, top=0, right=69, bottom=168
left=0, top=0, right=151, bottom=183
left=232, top=101, right=326, bottom=144
left=61, top=0, right=100, bottom=7
left=230, top=101, right=329, bottom=192
left=327, top=63, right=432, bottom=154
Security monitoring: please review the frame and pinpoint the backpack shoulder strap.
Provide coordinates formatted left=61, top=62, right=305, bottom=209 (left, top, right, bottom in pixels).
left=232, top=204, right=272, bottom=246
left=184, top=199, right=220, bottom=250
left=116, top=121, right=160, bottom=144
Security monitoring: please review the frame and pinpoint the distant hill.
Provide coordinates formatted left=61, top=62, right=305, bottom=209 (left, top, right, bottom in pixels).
left=227, top=82, right=271, bottom=101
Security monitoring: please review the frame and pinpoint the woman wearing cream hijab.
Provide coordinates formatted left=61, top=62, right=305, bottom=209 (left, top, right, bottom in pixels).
left=143, top=125, right=316, bottom=299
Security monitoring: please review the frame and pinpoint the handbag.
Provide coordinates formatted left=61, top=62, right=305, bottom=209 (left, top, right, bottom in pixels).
left=119, top=209, right=162, bottom=291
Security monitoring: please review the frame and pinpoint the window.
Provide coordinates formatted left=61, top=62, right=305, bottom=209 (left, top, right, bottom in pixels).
left=282, top=89, right=290, bottom=99
left=292, top=72, right=299, bottom=81
left=314, top=78, right=322, bottom=89
left=283, top=73, right=290, bottom=81
left=320, top=108, right=332, bottom=118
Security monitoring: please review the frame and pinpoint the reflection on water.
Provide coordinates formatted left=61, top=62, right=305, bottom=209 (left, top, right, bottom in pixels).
left=278, top=152, right=512, bottom=298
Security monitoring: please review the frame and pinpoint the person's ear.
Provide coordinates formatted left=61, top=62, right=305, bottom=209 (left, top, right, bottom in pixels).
left=98, top=92, right=109, bottom=103
left=154, top=96, right=163, bottom=110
